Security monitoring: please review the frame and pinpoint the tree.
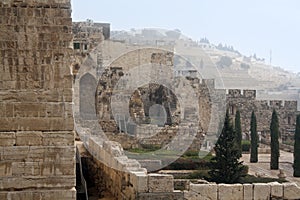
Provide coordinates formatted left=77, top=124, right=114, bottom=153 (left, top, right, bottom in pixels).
left=235, top=110, right=242, bottom=157
left=270, top=109, right=280, bottom=170
left=209, top=110, right=245, bottom=183
left=250, top=111, right=258, bottom=163
left=294, top=115, right=300, bottom=177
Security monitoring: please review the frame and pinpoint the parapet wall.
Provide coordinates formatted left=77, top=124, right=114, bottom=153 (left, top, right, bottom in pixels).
left=84, top=137, right=184, bottom=199
left=227, top=89, right=298, bottom=136
left=184, top=182, right=300, bottom=200
left=0, top=0, right=75, bottom=199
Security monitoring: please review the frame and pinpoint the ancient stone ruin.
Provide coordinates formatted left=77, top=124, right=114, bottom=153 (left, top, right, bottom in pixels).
left=1, top=0, right=300, bottom=199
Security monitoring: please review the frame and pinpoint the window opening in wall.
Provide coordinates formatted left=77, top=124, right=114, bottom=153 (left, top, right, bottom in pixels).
left=74, top=43, right=80, bottom=50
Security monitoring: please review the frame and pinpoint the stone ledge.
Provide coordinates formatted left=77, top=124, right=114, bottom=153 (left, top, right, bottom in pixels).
left=0, top=187, right=76, bottom=200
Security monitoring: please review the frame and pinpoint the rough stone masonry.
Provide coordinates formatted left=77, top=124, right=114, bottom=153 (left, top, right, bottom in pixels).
left=0, top=0, right=75, bottom=199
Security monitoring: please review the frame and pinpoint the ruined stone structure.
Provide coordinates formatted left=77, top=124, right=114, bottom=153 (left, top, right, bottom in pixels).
left=0, top=0, right=75, bottom=198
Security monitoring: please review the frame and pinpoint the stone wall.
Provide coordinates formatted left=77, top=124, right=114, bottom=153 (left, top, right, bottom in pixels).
left=184, top=182, right=300, bottom=200
left=82, top=137, right=184, bottom=199
left=227, top=89, right=298, bottom=142
left=80, top=136, right=300, bottom=200
left=0, top=0, right=75, bottom=198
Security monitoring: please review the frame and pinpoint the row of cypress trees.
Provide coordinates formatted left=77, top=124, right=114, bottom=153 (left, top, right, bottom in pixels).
left=209, top=108, right=300, bottom=184
left=238, top=109, right=300, bottom=177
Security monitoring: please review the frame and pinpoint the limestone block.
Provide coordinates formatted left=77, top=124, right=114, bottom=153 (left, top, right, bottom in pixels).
left=138, top=191, right=184, bottom=200
left=16, top=131, right=42, bottom=146
left=124, top=159, right=141, bottom=171
left=269, top=182, right=283, bottom=198
left=130, top=171, right=148, bottom=192
left=187, top=183, right=217, bottom=200
left=28, top=146, right=75, bottom=163
left=148, top=174, right=174, bottom=193
left=103, top=141, right=125, bottom=157
left=98, top=147, right=106, bottom=162
left=2, top=146, right=30, bottom=161
left=139, top=160, right=162, bottom=172
left=0, top=132, right=15, bottom=146
left=253, top=183, right=270, bottom=200
left=116, top=156, right=132, bottom=171
left=0, top=118, right=74, bottom=132
left=218, top=184, right=243, bottom=200
left=42, top=131, right=74, bottom=146
left=0, top=188, right=76, bottom=200
left=283, top=182, right=300, bottom=200
left=88, top=137, right=96, bottom=155
left=0, top=176, right=75, bottom=190
left=0, top=161, right=12, bottom=177
left=243, top=184, right=253, bottom=200
left=12, top=162, right=40, bottom=176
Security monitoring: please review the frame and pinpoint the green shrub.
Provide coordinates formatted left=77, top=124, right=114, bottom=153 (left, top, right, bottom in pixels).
left=140, top=144, right=160, bottom=151
left=242, top=140, right=251, bottom=152
left=183, top=151, right=199, bottom=158
left=239, top=175, right=287, bottom=184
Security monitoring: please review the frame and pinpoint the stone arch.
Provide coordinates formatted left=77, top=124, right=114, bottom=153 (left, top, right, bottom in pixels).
left=80, top=73, right=97, bottom=120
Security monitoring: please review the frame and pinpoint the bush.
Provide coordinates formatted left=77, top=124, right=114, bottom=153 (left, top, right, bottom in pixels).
left=163, top=157, right=212, bottom=170
left=239, top=175, right=287, bottom=184
left=242, top=140, right=251, bottom=152
left=140, top=144, right=160, bottom=151
left=182, top=170, right=210, bottom=179
left=183, top=151, right=200, bottom=158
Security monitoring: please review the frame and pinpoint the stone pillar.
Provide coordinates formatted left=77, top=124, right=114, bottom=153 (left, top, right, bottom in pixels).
left=0, top=0, right=75, bottom=199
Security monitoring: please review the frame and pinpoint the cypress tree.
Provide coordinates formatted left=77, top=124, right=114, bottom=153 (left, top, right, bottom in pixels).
left=250, top=111, right=258, bottom=163
left=270, top=109, right=280, bottom=170
left=209, top=110, right=245, bottom=183
left=294, top=115, right=300, bottom=177
left=235, top=110, right=242, bottom=157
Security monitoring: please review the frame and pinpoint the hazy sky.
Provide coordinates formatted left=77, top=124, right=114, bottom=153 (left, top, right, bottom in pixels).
left=72, top=0, right=300, bottom=73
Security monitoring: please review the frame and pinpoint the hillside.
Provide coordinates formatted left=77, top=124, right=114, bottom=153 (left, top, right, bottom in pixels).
left=111, top=28, right=300, bottom=93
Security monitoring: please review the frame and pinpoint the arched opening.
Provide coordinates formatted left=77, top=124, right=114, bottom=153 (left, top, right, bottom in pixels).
left=80, top=73, right=97, bottom=120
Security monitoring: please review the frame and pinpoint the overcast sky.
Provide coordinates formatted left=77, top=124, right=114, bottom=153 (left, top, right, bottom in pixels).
left=72, top=0, right=300, bottom=73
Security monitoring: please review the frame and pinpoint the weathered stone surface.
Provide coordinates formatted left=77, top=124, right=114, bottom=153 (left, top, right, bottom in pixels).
left=269, top=182, right=283, bottom=198
left=283, top=182, right=300, bottom=200
left=0, top=132, right=15, bottom=146
left=42, top=131, right=74, bottom=146
left=16, top=131, right=43, bottom=146
left=0, top=0, right=75, bottom=197
left=243, top=184, right=253, bottom=200
left=0, top=188, right=76, bottom=200
left=130, top=171, right=148, bottom=193
left=0, top=162, right=12, bottom=177
left=138, top=191, right=184, bottom=200
left=0, top=176, right=75, bottom=190
left=253, top=183, right=270, bottom=200
left=103, top=141, right=125, bottom=157
left=148, top=173, right=174, bottom=193
left=218, top=184, right=243, bottom=200
left=185, top=183, right=218, bottom=200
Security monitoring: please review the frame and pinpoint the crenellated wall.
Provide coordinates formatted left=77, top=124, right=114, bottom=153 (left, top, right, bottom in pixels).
left=227, top=89, right=298, bottom=142
left=0, top=0, right=75, bottom=199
